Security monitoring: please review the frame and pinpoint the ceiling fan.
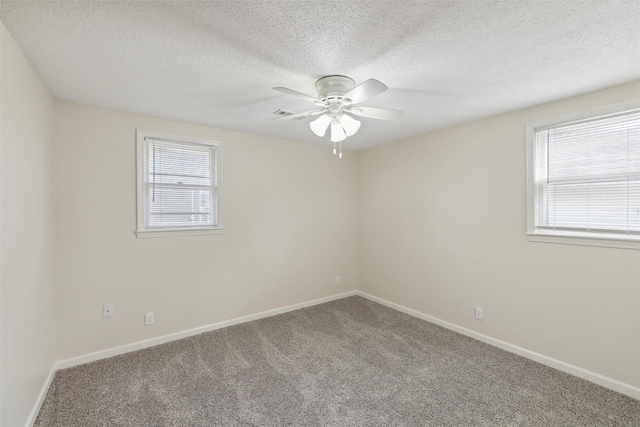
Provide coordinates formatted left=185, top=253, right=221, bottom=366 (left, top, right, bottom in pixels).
left=273, top=75, right=403, bottom=158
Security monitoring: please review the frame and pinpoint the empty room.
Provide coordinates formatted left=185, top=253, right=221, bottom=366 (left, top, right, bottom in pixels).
left=1, top=1, right=639, bottom=426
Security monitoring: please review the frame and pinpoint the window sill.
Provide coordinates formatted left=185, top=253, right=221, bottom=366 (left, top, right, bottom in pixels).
left=527, top=230, right=639, bottom=250
left=136, top=227, right=223, bottom=239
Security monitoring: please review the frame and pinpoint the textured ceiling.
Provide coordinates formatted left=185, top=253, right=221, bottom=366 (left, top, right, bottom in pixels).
left=1, top=0, right=639, bottom=150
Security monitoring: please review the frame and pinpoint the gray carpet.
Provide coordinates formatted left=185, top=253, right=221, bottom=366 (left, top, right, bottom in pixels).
left=36, top=296, right=640, bottom=426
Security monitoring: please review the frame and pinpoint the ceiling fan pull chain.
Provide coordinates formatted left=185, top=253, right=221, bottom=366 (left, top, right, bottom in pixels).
left=333, top=140, right=336, bottom=155
left=339, top=140, right=343, bottom=159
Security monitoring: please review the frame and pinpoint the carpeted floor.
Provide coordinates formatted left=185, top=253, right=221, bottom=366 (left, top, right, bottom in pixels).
left=36, top=296, right=639, bottom=426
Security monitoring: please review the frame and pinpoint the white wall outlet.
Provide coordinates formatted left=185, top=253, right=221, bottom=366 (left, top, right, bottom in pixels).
left=103, top=304, right=113, bottom=318
left=335, top=276, right=341, bottom=286
left=474, top=307, right=483, bottom=320
left=145, top=312, right=154, bottom=326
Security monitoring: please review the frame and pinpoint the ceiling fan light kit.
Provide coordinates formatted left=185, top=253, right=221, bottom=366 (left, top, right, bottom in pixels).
left=274, top=75, right=403, bottom=158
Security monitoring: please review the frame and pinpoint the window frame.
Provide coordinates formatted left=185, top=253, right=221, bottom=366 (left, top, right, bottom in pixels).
left=526, top=99, right=640, bottom=250
left=136, top=129, right=223, bottom=238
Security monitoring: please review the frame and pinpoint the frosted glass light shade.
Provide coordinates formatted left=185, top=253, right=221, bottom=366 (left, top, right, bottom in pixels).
left=340, top=114, right=360, bottom=136
left=310, top=114, right=332, bottom=137
left=330, top=119, right=347, bottom=142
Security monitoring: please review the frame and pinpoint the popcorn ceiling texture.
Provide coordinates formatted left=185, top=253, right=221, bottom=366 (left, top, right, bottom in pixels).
left=35, top=297, right=640, bottom=426
left=0, top=1, right=639, bottom=150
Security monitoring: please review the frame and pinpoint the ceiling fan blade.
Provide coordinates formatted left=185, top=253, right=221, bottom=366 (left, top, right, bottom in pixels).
left=273, top=87, right=322, bottom=104
left=274, top=109, right=326, bottom=120
left=344, top=79, right=388, bottom=104
left=347, top=106, right=403, bottom=121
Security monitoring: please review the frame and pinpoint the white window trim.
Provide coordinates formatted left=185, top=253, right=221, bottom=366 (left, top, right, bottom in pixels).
left=525, top=99, right=640, bottom=250
left=136, top=130, right=223, bottom=238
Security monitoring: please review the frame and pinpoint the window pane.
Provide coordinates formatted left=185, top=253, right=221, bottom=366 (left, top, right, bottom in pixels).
left=146, top=185, right=214, bottom=227
left=546, top=181, right=640, bottom=232
left=547, top=114, right=640, bottom=185
left=147, top=140, right=213, bottom=186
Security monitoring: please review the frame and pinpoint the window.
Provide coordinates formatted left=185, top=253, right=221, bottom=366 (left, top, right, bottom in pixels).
left=136, top=130, right=223, bottom=238
left=526, top=100, right=640, bottom=249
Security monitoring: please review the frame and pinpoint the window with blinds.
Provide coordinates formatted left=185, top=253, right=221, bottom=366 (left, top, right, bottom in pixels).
left=527, top=101, right=640, bottom=249
left=136, top=130, right=223, bottom=237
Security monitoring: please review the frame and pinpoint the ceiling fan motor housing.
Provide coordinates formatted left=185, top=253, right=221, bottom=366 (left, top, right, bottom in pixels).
left=315, top=75, right=356, bottom=100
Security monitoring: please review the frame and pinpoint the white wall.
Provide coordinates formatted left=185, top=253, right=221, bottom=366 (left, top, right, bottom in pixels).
left=55, top=102, right=358, bottom=360
left=357, top=81, right=640, bottom=390
left=1, top=22, right=57, bottom=426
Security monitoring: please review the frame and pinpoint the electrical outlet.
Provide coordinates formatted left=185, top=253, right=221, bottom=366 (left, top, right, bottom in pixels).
left=335, top=276, right=341, bottom=286
left=103, top=304, right=113, bottom=318
left=474, top=307, right=483, bottom=320
left=145, top=312, right=154, bottom=326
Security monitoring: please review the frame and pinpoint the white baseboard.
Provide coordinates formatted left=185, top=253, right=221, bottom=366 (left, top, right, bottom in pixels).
left=33, top=287, right=637, bottom=424
left=55, top=290, right=357, bottom=370
left=26, top=365, right=56, bottom=427
left=357, top=291, right=640, bottom=401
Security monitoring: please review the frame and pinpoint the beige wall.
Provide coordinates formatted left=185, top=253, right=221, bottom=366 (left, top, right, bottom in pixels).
left=1, top=22, right=57, bottom=426
left=55, top=102, right=358, bottom=360
left=357, top=80, right=640, bottom=388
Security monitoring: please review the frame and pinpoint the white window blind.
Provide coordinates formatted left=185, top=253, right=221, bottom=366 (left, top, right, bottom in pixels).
left=136, top=130, right=222, bottom=238
left=533, top=109, right=640, bottom=237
